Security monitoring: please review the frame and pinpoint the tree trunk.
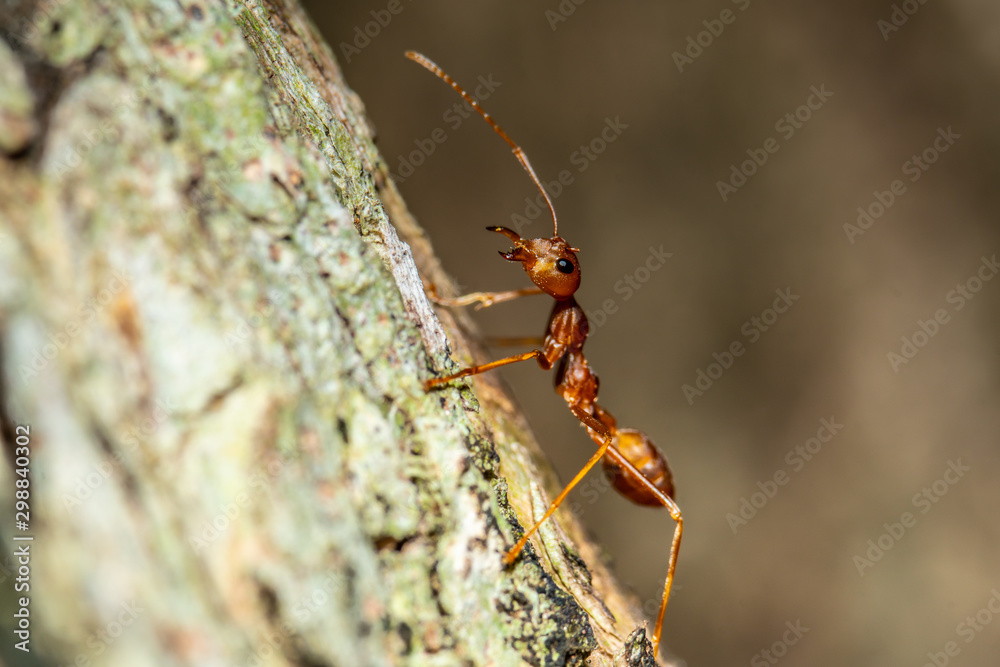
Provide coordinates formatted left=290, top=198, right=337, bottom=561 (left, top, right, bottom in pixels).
left=0, top=2, right=665, bottom=666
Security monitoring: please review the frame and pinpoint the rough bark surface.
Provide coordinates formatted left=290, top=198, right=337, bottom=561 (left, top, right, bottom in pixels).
left=0, top=2, right=667, bottom=666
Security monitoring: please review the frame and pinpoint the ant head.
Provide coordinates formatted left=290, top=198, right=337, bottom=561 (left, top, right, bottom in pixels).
left=487, top=226, right=580, bottom=299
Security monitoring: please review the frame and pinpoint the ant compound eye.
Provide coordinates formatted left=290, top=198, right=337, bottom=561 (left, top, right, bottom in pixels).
left=556, top=259, right=575, bottom=274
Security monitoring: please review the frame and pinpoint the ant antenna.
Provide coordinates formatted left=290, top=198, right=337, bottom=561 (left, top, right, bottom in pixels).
left=405, top=51, right=560, bottom=238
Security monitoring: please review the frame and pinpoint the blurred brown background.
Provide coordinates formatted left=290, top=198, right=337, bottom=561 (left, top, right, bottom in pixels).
left=304, top=2, right=1000, bottom=665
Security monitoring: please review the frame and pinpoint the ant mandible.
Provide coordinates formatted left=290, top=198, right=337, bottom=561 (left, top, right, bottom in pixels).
left=407, top=51, right=682, bottom=656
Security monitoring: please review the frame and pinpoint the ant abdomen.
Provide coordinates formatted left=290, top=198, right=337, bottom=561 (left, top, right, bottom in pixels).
left=603, top=429, right=676, bottom=505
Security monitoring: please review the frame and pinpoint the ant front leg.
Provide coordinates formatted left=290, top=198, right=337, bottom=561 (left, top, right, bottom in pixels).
left=424, top=349, right=548, bottom=390
left=425, top=330, right=564, bottom=391
left=427, top=284, right=544, bottom=310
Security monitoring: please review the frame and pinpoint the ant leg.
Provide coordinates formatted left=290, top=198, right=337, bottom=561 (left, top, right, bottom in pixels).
left=602, top=445, right=683, bottom=657
left=548, top=405, right=682, bottom=656
left=424, top=350, right=544, bottom=390
left=502, top=428, right=614, bottom=565
left=428, top=284, right=544, bottom=310
left=503, top=406, right=616, bottom=564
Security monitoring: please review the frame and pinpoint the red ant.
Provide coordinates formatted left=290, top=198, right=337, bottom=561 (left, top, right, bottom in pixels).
left=407, top=51, right=682, bottom=656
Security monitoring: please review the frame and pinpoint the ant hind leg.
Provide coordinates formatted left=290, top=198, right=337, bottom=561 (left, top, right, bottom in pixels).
left=502, top=427, right=615, bottom=565
left=601, top=445, right=683, bottom=657
left=562, top=404, right=683, bottom=657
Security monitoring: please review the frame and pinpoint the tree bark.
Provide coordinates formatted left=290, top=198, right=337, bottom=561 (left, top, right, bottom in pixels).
left=0, top=2, right=665, bottom=666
